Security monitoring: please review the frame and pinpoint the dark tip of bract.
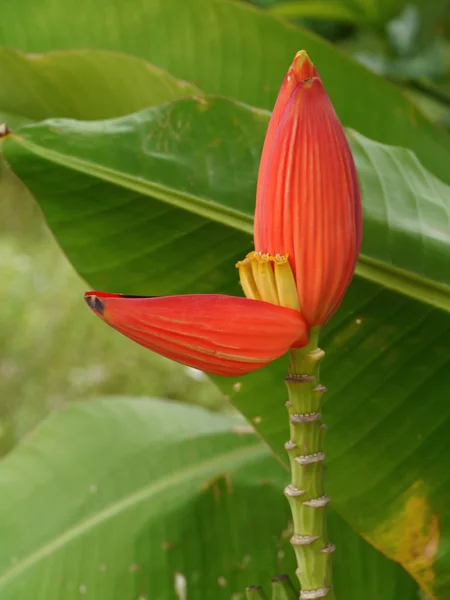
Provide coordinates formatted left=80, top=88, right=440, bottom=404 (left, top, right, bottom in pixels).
left=85, top=294, right=105, bottom=315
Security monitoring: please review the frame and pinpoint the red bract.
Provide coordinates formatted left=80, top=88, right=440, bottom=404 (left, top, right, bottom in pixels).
left=85, top=292, right=307, bottom=376
left=254, top=51, right=362, bottom=326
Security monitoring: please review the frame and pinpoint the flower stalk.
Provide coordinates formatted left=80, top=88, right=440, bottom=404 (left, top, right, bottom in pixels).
left=284, top=328, right=334, bottom=599
left=246, top=586, right=269, bottom=599
left=271, top=574, right=298, bottom=599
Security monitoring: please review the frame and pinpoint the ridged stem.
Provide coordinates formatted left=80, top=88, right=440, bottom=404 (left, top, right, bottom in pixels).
left=284, top=327, right=335, bottom=600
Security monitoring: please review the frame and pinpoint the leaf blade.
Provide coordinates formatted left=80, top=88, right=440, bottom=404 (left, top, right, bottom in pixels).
left=0, top=398, right=419, bottom=599
left=3, top=98, right=450, bottom=308
left=0, top=0, right=450, bottom=184
left=0, top=47, right=201, bottom=121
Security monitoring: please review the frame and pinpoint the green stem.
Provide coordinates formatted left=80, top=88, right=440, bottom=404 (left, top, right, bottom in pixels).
left=284, top=327, right=335, bottom=600
left=246, top=585, right=269, bottom=599
left=271, top=574, right=298, bottom=599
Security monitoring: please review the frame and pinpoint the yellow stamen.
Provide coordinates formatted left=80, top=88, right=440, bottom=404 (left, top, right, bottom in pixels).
left=250, top=253, right=280, bottom=305
left=273, top=255, right=300, bottom=311
left=236, top=257, right=261, bottom=300
left=236, top=251, right=300, bottom=311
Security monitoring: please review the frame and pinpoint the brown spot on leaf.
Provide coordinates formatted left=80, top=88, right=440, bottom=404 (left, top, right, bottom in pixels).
left=233, top=424, right=255, bottom=435
left=369, top=481, right=439, bottom=596
left=201, top=473, right=232, bottom=500
left=0, top=124, right=10, bottom=138
left=161, top=541, right=174, bottom=551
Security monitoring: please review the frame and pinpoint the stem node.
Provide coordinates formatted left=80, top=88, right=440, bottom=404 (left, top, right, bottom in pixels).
left=300, top=588, right=331, bottom=599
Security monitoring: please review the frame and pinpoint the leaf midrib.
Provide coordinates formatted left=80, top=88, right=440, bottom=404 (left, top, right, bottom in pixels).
left=8, top=135, right=254, bottom=232
left=6, top=135, right=450, bottom=313
left=0, top=441, right=265, bottom=590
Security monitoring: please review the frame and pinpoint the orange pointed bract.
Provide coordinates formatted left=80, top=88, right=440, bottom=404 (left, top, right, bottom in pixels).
left=85, top=292, right=308, bottom=377
left=254, top=51, right=362, bottom=326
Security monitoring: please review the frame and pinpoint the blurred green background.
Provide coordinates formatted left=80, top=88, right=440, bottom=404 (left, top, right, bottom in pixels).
left=0, top=0, right=449, bottom=459
left=0, top=166, right=227, bottom=456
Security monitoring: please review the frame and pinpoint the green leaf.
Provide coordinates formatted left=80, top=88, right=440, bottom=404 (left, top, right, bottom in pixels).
left=1, top=0, right=450, bottom=184
left=269, top=0, right=364, bottom=23
left=3, top=98, right=450, bottom=307
left=412, top=0, right=450, bottom=51
left=0, top=47, right=200, bottom=123
left=2, top=97, right=450, bottom=595
left=0, top=398, right=418, bottom=599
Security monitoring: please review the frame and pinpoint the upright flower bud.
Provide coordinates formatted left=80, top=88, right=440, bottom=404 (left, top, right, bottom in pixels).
left=254, top=51, right=362, bottom=326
